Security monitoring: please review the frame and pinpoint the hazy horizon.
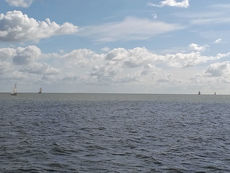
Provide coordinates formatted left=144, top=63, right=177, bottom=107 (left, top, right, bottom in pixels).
left=0, top=91, right=226, bottom=95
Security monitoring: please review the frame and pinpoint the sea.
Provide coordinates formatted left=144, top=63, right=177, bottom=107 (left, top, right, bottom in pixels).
left=1, top=93, right=230, bottom=172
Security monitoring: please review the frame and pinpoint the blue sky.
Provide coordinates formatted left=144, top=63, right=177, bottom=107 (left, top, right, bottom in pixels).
left=1, top=0, right=230, bottom=94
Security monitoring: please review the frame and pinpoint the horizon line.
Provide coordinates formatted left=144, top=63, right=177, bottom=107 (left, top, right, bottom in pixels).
left=0, top=92, right=228, bottom=96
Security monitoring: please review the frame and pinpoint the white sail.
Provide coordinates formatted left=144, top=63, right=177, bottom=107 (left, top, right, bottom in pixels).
left=13, top=84, right=17, bottom=93
left=11, top=84, right=17, bottom=95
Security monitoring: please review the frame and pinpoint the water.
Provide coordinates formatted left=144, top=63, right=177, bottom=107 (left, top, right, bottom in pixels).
left=1, top=93, right=230, bottom=172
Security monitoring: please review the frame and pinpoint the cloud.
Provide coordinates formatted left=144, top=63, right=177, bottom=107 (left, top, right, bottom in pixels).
left=6, top=0, right=33, bottom=8
left=214, top=38, right=222, bottom=44
left=13, top=46, right=41, bottom=65
left=21, top=63, right=59, bottom=75
left=1, top=45, right=229, bottom=91
left=191, top=17, right=230, bottom=25
left=149, top=0, right=189, bottom=8
left=0, top=48, right=15, bottom=60
left=0, top=46, right=165, bottom=83
left=0, top=46, right=59, bottom=81
left=58, top=46, right=222, bottom=84
left=0, top=61, right=11, bottom=75
left=175, top=10, right=230, bottom=25
left=164, top=52, right=214, bottom=68
left=62, top=49, right=103, bottom=67
left=0, top=11, right=78, bottom=42
left=79, top=17, right=182, bottom=42
left=206, top=62, right=230, bottom=77
left=216, top=52, right=230, bottom=59
left=189, top=43, right=207, bottom=52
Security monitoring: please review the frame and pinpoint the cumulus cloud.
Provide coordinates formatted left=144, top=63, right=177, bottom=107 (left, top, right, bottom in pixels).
left=149, top=0, right=189, bottom=8
left=0, top=48, right=15, bottom=60
left=57, top=47, right=221, bottom=84
left=0, top=45, right=59, bottom=81
left=13, top=46, right=41, bottom=65
left=206, top=62, right=230, bottom=77
left=164, top=52, right=214, bottom=68
left=79, top=17, right=182, bottom=42
left=0, top=11, right=78, bottom=42
left=1, top=45, right=230, bottom=92
left=21, top=63, right=59, bottom=75
left=6, top=0, right=33, bottom=8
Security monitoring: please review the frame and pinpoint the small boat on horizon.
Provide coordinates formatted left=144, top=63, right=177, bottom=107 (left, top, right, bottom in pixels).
left=38, top=88, right=42, bottom=94
left=11, top=84, right=17, bottom=96
left=198, top=91, right=201, bottom=95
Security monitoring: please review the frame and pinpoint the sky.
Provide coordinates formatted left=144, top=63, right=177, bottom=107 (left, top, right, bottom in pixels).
left=1, top=0, right=230, bottom=94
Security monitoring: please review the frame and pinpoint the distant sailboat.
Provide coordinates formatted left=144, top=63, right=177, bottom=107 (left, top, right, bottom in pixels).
left=11, top=84, right=17, bottom=96
left=38, top=88, right=42, bottom=94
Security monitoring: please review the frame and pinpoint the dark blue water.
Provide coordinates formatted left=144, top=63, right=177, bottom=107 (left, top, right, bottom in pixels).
left=1, top=93, right=230, bottom=172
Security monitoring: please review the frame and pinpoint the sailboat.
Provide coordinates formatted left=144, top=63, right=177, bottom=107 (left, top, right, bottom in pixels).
left=11, top=84, right=17, bottom=96
left=38, top=88, right=42, bottom=94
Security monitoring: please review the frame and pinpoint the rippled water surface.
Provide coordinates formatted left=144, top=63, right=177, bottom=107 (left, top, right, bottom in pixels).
left=1, top=93, right=230, bottom=172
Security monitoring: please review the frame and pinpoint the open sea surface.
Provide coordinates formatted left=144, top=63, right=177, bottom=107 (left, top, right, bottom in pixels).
left=1, top=93, right=230, bottom=172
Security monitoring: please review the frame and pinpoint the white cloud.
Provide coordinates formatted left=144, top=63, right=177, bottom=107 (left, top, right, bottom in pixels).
left=57, top=46, right=223, bottom=84
left=62, top=49, right=103, bottom=67
left=6, top=0, right=33, bottom=8
left=189, top=43, right=207, bottom=52
left=149, top=0, right=189, bottom=8
left=0, top=46, right=59, bottom=81
left=13, top=46, right=41, bottom=65
left=0, top=48, right=16, bottom=60
left=175, top=11, right=230, bottom=25
left=79, top=17, right=182, bottom=42
left=164, top=52, right=214, bottom=68
left=214, top=38, right=222, bottom=44
left=0, top=61, right=12, bottom=75
left=21, top=63, right=59, bottom=75
left=0, top=11, right=78, bottom=42
left=206, top=62, right=230, bottom=77
left=1, top=45, right=230, bottom=93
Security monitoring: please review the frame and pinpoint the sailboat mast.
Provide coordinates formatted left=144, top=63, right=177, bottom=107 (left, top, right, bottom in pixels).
left=14, top=84, right=17, bottom=93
